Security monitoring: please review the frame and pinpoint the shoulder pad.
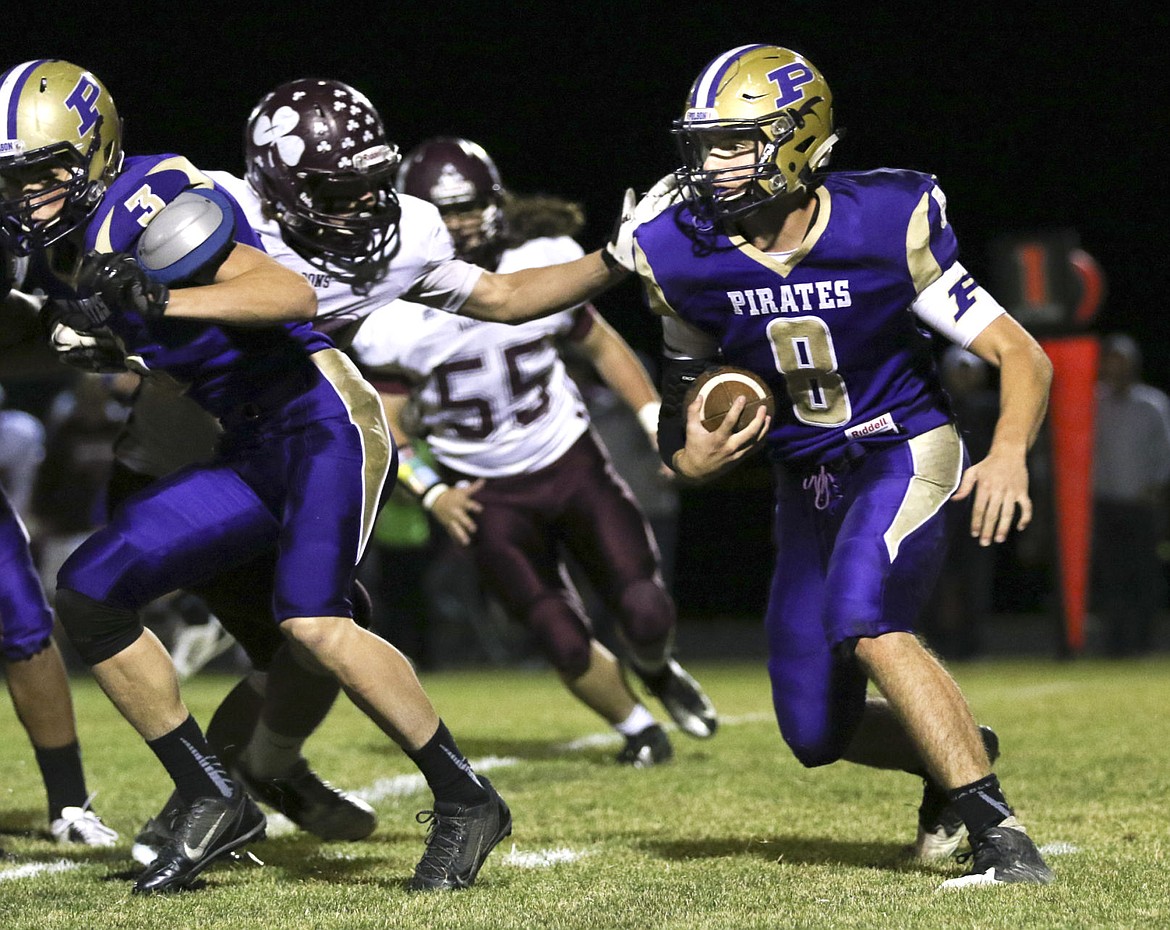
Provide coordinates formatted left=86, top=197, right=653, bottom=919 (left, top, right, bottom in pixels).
left=135, top=187, right=236, bottom=285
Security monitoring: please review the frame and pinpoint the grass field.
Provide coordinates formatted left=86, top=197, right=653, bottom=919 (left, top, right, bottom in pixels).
left=1, top=657, right=1167, bottom=929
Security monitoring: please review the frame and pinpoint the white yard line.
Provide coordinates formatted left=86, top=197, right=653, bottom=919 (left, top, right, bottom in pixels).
left=0, top=859, right=79, bottom=882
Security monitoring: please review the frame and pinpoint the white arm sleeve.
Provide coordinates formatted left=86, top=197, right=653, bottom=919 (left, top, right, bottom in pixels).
left=911, top=261, right=1006, bottom=348
left=402, top=258, right=484, bottom=313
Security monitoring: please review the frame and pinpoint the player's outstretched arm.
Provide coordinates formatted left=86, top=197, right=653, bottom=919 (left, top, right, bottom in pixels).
left=460, top=250, right=625, bottom=324
left=162, top=243, right=317, bottom=326
left=951, top=313, right=1053, bottom=546
left=458, top=178, right=681, bottom=324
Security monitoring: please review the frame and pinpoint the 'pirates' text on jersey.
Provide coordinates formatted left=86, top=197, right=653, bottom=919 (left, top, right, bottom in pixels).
left=634, top=169, right=1005, bottom=467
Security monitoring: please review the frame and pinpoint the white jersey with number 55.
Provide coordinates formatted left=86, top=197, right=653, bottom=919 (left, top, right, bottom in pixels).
left=351, top=235, right=594, bottom=477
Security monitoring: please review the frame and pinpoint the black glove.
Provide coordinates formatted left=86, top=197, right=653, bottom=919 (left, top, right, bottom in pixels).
left=42, top=294, right=114, bottom=331
left=57, top=330, right=128, bottom=373
left=78, top=250, right=170, bottom=320
left=38, top=303, right=127, bottom=373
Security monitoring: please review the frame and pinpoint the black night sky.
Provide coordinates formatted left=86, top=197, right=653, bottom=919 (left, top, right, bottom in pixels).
left=10, top=4, right=1166, bottom=380
left=7, top=3, right=1167, bottom=619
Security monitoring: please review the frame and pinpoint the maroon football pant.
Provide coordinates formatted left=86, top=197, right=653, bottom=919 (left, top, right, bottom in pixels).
left=454, top=431, right=675, bottom=677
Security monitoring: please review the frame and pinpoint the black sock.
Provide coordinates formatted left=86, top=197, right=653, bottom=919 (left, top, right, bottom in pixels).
left=406, top=720, right=488, bottom=807
left=948, top=774, right=1014, bottom=838
left=146, top=715, right=234, bottom=803
left=34, top=742, right=88, bottom=821
left=204, top=677, right=264, bottom=763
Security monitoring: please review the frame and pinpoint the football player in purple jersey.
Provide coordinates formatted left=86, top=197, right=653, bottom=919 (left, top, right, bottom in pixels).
left=0, top=259, right=117, bottom=846
left=613, top=46, right=1055, bottom=888
left=95, top=80, right=655, bottom=875
left=0, top=61, right=640, bottom=894
left=353, top=137, right=717, bottom=766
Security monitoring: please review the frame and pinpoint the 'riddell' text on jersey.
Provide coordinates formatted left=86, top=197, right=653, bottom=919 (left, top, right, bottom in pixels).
left=727, top=279, right=852, bottom=315
left=634, top=168, right=1006, bottom=468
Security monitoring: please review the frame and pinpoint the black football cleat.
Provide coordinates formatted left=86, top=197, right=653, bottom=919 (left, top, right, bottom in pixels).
left=132, top=791, right=266, bottom=895
left=915, top=725, right=1000, bottom=860
left=131, top=790, right=184, bottom=866
left=939, top=817, right=1054, bottom=888
left=615, top=724, right=674, bottom=767
left=633, top=658, right=718, bottom=739
left=233, top=757, right=377, bottom=841
left=406, top=777, right=512, bottom=892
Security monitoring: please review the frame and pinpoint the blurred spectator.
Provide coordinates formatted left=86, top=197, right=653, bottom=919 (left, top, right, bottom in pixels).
left=0, top=382, right=46, bottom=523
left=1091, top=333, right=1170, bottom=656
left=922, top=347, right=999, bottom=659
left=30, top=374, right=126, bottom=598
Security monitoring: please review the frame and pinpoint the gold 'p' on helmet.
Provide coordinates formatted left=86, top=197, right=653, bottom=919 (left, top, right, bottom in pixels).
left=0, top=59, right=124, bottom=253
left=673, top=44, right=838, bottom=222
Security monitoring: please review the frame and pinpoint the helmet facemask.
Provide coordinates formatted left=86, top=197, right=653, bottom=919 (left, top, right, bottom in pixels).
left=437, top=200, right=503, bottom=266
left=272, top=148, right=402, bottom=286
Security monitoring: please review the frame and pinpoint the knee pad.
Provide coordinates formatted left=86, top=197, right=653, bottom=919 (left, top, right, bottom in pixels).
left=526, top=596, right=591, bottom=678
left=617, top=578, right=676, bottom=649
left=55, top=588, right=144, bottom=666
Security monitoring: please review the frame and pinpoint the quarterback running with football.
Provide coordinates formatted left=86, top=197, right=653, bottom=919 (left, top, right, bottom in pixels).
left=611, top=45, right=1054, bottom=888
left=352, top=137, right=717, bottom=766
left=0, top=61, right=630, bottom=894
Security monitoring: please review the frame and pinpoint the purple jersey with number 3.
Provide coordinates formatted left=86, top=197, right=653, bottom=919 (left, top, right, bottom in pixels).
left=30, top=153, right=389, bottom=628
left=26, top=154, right=333, bottom=418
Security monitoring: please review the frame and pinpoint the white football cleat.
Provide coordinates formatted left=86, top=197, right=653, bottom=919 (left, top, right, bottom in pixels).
left=51, top=805, right=119, bottom=847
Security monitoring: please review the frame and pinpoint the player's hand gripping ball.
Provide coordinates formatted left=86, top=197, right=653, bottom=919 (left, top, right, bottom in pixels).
left=686, top=366, right=775, bottom=432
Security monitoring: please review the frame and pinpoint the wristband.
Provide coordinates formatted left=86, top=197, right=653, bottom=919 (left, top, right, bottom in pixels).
left=421, top=483, right=450, bottom=511
left=636, top=401, right=661, bottom=440
left=397, top=447, right=442, bottom=497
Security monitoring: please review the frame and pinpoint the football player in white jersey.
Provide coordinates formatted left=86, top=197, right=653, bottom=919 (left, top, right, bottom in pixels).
left=351, top=137, right=717, bottom=765
left=60, top=77, right=639, bottom=888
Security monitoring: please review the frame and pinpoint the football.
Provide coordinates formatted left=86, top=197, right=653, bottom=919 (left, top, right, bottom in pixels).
left=686, top=366, right=776, bottom=432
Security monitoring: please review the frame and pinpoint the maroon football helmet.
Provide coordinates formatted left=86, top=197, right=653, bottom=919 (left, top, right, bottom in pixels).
left=245, top=78, right=401, bottom=285
left=396, top=137, right=505, bottom=266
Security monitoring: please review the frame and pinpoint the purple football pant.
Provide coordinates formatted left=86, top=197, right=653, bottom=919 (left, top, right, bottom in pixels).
left=456, top=430, right=675, bottom=677
left=766, top=424, right=963, bottom=767
left=59, top=349, right=391, bottom=624
left=0, top=490, right=54, bottom=661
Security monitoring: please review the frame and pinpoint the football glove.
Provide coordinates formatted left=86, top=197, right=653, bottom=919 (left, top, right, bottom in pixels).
left=603, top=173, right=682, bottom=273
left=78, top=250, right=171, bottom=320
left=41, top=294, right=114, bottom=332
left=40, top=312, right=127, bottom=373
